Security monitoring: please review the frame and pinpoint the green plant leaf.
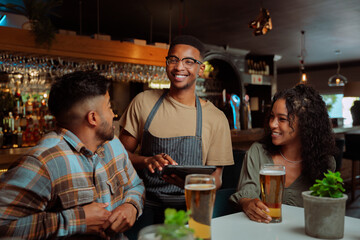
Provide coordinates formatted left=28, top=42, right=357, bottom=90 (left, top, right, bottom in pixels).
left=157, top=208, right=194, bottom=239
left=309, top=170, right=345, bottom=198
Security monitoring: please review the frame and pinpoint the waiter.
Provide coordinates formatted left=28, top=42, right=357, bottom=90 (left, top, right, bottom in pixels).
left=119, top=35, right=233, bottom=234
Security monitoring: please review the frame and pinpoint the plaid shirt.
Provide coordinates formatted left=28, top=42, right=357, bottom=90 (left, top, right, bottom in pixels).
left=0, top=128, right=145, bottom=239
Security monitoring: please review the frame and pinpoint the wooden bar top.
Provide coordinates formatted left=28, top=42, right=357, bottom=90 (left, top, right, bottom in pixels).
left=1, top=126, right=359, bottom=169
left=231, top=128, right=265, bottom=151
left=0, top=147, right=31, bottom=169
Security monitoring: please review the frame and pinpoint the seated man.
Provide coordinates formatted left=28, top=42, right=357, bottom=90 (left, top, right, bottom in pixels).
left=0, top=71, right=145, bottom=239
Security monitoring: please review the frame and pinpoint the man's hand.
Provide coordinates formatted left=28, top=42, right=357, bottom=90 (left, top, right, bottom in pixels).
left=144, top=153, right=177, bottom=173
left=103, top=203, right=138, bottom=236
left=83, top=202, right=111, bottom=238
left=240, top=198, right=272, bottom=223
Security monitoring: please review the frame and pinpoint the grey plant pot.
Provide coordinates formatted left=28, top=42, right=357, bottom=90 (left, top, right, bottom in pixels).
left=302, top=191, right=348, bottom=239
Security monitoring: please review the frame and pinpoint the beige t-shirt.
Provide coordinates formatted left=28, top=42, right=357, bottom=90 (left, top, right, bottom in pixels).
left=119, top=89, right=234, bottom=166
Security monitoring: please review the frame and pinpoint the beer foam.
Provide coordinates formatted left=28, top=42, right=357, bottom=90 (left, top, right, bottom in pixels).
left=259, top=169, right=285, bottom=175
left=185, top=184, right=216, bottom=191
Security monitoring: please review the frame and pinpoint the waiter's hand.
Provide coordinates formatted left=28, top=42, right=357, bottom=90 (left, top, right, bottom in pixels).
left=144, top=153, right=177, bottom=173
left=162, top=173, right=185, bottom=188
left=240, top=198, right=272, bottom=223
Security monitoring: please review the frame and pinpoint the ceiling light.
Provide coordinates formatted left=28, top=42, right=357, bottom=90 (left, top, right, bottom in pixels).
left=298, top=30, right=308, bottom=84
left=300, top=70, right=307, bottom=84
left=248, top=8, right=272, bottom=36
left=328, top=50, right=347, bottom=87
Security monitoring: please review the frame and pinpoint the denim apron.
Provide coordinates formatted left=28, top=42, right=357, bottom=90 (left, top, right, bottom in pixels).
left=140, top=90, right=203, bottom=207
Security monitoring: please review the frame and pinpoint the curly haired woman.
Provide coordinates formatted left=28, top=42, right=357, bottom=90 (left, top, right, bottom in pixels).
left=230, top=84, right=336, bottom=223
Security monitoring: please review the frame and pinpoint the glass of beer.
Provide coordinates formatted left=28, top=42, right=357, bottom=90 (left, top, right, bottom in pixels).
left=260, top=164, right=285, bottom=223
left=185, top=174, right=216, bottom=240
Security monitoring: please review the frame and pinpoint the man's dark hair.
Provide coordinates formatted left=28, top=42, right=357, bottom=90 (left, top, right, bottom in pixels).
left=169, top=35, right=206, bottom=58
left=48, top=71, right=111, bottom=120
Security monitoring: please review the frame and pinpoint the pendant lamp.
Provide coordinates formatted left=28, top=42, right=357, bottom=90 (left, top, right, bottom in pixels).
left=299, top=30, right=308, bottom=84
left=328, top=50, right=347, bottom=87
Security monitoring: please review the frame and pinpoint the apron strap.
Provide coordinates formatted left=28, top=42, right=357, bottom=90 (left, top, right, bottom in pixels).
left=144, top=90, right=168, bottom=131
left=195, top=95, right=202, bottom=138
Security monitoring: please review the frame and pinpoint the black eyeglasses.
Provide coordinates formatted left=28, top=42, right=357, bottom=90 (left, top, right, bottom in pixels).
left=165, top=56, right=202, bottom=68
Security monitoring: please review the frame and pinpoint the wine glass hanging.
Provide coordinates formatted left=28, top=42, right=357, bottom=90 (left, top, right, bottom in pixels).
left=0, top=50, right=169, bottom=93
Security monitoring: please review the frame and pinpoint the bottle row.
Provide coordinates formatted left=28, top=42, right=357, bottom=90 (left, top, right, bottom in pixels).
left=0, top=91, right=55, bottom=149
left=246, top=59, right=270, bottom=76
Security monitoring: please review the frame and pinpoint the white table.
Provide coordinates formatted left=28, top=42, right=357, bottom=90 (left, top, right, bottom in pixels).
left=211, top=205, right=360, bottom=240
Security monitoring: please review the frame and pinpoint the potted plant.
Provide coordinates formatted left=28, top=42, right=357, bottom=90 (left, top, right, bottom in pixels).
left=302, top=170, right=347, bottom=239
left=0, top=0, right=62, bottom=47
left=138, top=208, right=195, bottom=240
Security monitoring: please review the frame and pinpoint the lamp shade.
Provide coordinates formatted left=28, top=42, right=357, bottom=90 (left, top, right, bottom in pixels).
left=343, top=81, right=360, bottom=97
left=328, top=74, right=347, bottom=87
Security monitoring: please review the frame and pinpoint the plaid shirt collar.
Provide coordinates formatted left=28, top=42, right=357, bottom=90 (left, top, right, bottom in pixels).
left=59, top=128, right=106, bottom=158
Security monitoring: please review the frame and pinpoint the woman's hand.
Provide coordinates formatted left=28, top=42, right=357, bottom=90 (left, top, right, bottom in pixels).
left=144, top=153, right=177, bottom=173
left=240, top=198, right=272, bottom=223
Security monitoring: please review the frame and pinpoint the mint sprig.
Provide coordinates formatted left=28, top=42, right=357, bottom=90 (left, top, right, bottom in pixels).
left=310, top=170, right=345, bottom=198
left=156, top=208, right=195, bottom=240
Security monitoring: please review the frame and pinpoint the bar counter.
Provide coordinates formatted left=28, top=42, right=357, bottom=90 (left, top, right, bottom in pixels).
left=0, top=147, right=31, bottom=169
left=231, top=125, right=360, bottom=151
left=333, top=125, right=360, bottom=134
left=231, top=128, right=265, bottom=151
left=1, top=125, right=360, bottom=170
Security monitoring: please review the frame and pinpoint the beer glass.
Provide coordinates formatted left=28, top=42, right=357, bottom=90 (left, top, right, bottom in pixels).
left=185, top=174, right=216, bottom=240
left=260, top=164, right=285, bottom=223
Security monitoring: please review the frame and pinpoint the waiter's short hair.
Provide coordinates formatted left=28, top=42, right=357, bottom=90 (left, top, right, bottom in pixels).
left=169, top=35, right=206, bottom=58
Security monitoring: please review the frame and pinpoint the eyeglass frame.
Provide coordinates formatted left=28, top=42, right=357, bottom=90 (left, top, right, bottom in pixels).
left=165, top=55, right=203, bottom=68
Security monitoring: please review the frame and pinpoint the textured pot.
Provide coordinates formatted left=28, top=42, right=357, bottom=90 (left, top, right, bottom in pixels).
left=302, top=191, right=348, bottom=239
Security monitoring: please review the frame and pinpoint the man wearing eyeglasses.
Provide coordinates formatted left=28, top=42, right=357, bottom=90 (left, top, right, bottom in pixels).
left=119, top=35, right=233, bottom=236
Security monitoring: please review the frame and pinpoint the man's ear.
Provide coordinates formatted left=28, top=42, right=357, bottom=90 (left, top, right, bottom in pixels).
left=198, top=63, right=205, bottom=78
left=86, top=110, right=98, bottom=127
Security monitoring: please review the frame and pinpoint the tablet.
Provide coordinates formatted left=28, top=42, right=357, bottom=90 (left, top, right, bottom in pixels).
left=160, top=165, right=216, bottom=179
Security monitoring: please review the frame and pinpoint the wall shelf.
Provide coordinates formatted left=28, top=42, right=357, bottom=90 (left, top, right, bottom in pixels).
left=0, top=27, right=168, bottom=66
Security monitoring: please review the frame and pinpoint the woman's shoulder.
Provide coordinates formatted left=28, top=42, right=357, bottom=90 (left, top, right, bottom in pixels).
left=249, top=142, right=266, bottom=152
left=247, top=142, right=270, bottom=159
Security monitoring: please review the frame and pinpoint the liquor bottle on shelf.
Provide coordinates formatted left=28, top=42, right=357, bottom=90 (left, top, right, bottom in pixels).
left=23, top=124, right=34, bottom=147
left=32, top=119, right=41, bottom=144
left=2, top=112, right=15, bottom=147
left=16, top=127, right=23, bottom=147
left=247, top=58, right=271, bottom=76
left=8, top=112, right=14, bottom=133
left=25, top=98, right=33, bottom=116
left=23, top=111, right=35, bottom=147
left=19, top=106, right=27, bottom=131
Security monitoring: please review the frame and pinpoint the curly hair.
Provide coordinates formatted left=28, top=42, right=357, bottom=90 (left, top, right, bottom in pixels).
left=48, top=71, right=111, bottom=121
left=261, top=84, right=336, bottom=183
